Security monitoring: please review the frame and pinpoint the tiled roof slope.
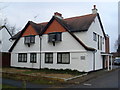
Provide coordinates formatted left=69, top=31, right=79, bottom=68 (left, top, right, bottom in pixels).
left=11, top=14, right=96, bottom=40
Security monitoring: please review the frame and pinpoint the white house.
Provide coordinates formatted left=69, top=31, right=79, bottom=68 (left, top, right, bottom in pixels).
left=9, top=5, right=111, bottom=72
left=0, top=26, right=12, bottom=52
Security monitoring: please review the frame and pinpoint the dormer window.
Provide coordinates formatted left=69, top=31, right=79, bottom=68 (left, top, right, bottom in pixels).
left=24, top=35, right=35, bottom=44
left=48, top=32, right=62, bottom=42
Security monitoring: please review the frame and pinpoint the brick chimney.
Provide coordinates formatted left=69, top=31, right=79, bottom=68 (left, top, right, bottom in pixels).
left=92, top=5, right=98, bottom=14
left=54, top=12, right=63, bottom=19
left=105, top=34, right=110, bottom=53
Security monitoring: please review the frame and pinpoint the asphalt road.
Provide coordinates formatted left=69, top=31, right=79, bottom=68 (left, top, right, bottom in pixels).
left=1, top=78, right=51, bottom=88
left=68, top=68, right=120, bottom=88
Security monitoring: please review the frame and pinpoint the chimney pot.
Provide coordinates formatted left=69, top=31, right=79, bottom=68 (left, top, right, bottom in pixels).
left=54, top=12, right=63, bottom=19
left=92, top=5, right=98, bottom=14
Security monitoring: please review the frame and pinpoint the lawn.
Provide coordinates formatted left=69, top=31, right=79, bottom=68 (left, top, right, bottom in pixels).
left=1, top=84, right=18, bottom=88
left=2, top=67, right=85, bottom=85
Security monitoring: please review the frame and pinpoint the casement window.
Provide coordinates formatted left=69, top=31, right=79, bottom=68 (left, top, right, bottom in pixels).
left=98, top=35, right=99, bottom=50
left=102, top=37, right=104, bottom=44
left=48, top=32, right=62, bottom=42
left=18, top=53, right=27, bottom=62
left=24, top=35, right=35, bottom=44
left=93, top=32, right=97, bottom=41
left=45, top=53, right=53, bottom=63
left=100, top=36, right=102, bottom=50
left=30, top=53, right=37, bottom=63
left=57, top=52, right=70, bottom=64
left=81, top=56, right=85, bottom=60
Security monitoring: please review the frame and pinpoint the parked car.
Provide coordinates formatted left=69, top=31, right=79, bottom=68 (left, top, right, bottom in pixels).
left=114, top=58, right=120, bottom=65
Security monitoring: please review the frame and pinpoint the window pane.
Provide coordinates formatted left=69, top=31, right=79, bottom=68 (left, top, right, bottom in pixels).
left=62, top=54, right=69, bottom=63
left=25, top=37, right=30, bottom=43
left=57, top=54, right=61, bottom=63
left=48, top=34, right=56, bottom=42
left=56, top=33, right=62, bottom=41
left=81, top=56, right=85, bottom=60
left=57, top=53, right=69, bottom=64
left=18, top=53, right=27, bottom=62
left=45, top=53, right=53, bottom=63
left=93, top=32, right=97, bottom=41
left=30, top=36, right=35, bottom=43
left=30, top=53, right=36, bottom=63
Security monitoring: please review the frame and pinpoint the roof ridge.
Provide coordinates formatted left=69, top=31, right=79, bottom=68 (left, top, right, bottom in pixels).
left=64, top=13, right=97, bottom=20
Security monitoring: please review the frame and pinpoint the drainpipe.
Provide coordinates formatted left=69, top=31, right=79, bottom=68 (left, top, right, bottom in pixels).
left=39, top=35, right=42, bottom=69
left=93, top=50, right=97, bottom=71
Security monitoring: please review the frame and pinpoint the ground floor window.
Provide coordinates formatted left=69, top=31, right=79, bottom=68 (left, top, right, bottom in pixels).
left=57, top=52, right=70, bottom=64
left=18, top=53, right=27, bottom=62
left=45, top=53, right=53, bottom=63
left=30, top=53, right=37, bottom=63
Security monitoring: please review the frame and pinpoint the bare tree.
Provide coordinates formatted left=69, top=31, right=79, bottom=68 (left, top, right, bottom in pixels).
left=0, top=3, right=17, bottom=36
left=1, top=18, right=16, bottom=35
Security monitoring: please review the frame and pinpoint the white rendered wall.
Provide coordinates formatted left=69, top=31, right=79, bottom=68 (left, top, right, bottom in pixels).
left=12, top=35, right=40, bottom=53
left=40, top=32, right=93, bottom=72
left=11, top=35, right=41, bottom=69
left=74, top=16, right=105, bottom=70
left=11, top=53, right=40, bottom=69
left=0, top=28, right=12, bottom=52
left=74, top=17, right=105, bottom=52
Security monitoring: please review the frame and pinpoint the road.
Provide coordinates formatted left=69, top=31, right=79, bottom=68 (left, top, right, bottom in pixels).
left=68, top=68, right=120, bottom=88
left=1, top=78, right=51, bottom=88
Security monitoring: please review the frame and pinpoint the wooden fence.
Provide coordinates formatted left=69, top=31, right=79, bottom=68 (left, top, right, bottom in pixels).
left=0, top=52, right=11, bottom=67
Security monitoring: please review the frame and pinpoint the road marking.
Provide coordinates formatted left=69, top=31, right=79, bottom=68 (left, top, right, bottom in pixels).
left=83, top=83, right=92, bottom=86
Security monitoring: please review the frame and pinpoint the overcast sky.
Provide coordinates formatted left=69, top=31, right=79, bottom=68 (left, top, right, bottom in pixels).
left=0, top=1, right=118, bottom=52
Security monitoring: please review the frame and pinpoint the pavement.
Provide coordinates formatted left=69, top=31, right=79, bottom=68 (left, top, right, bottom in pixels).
left=67, top=68, right=119, bottom=88
left=1, top=65, right=120, bottom=89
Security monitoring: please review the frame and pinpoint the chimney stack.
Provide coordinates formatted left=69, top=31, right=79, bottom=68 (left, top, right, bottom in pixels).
left=92, top=5, right=98, bottom=14
left=54, top=12, right=63, bottom=19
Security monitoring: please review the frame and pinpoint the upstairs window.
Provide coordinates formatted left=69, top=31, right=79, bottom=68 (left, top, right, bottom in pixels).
left=48, top=32, right=62, bottom=42
left=100, top=36, right=102, bottom=50
left=93, top=32, right=97, bottom=41
left=24, top=35, right=35, bottom=44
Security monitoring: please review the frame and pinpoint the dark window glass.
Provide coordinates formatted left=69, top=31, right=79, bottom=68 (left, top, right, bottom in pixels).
left=24, top=35, right=35, bottom=44
left=45, top=53, right=53, bottom=63
left=18, top=53, right=27, bottom=62
left=48, top=32, right=62, bottom=42
left=30, top=53, right=37, bottom=63
left=93, top=32, right=97, bottom=41
left=57, top=52, right=70, bottom=64
left=100, top=36, right=102, bottom=50
left=81, top=56, right=85, bottom=60
left=98, top=35, right=99, bottom=50
left=48, top=34, right=56, bottom=42
left=56, top=32, right=62, bottom=41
